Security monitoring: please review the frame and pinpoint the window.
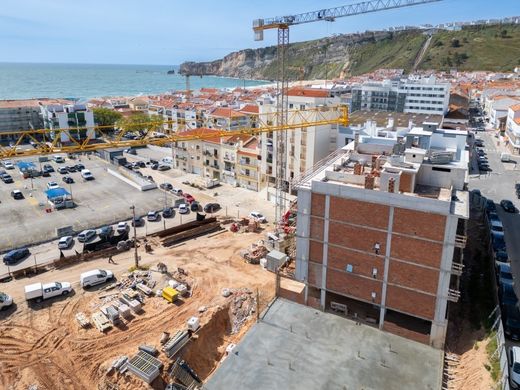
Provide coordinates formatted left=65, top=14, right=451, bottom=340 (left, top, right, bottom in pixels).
left=432, top=167, right=451, bottom=173
left=346, top=264, right=353, bottom=273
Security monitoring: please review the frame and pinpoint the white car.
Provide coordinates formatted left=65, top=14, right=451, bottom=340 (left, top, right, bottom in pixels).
left=58, top=236, right=73, bottom=249
left=53, top=155, right=65, bottom=163
left=47, top=181, right=60, bottom=190
left=0, top=292, right=13, bottom=310
left=3, top=161, right=14, bottom=170
left=178, top=204, right=189, bottom=214
left=170, top=188, right=183, bottom=196
left=80, top=269, right=114, bottom=288
left=509, top=346, right=520, bottom=388
left=116, top=222, right=129, bottom=234
left=249, top=211, right=267, bottom=223
left=77, top=229, right=96, bottom=243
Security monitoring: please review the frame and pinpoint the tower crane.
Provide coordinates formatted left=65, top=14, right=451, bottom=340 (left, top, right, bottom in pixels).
left=253, top=0, right=442, bottom=224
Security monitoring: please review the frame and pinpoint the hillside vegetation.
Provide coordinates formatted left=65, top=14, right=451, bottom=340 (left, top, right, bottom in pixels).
left=179, top=23, right=520, bottom=80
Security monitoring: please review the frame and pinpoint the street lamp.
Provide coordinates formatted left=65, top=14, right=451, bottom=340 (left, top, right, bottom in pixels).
left=130, top=205, right=139, bottom=269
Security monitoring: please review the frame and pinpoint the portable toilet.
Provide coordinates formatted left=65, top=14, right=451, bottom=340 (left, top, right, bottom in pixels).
left=162, top=287, right=179, bottom=303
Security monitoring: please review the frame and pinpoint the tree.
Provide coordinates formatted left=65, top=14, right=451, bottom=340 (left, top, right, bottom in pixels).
left=92, top=107, right=122, bottom=129
left=451, top=39, right=461, bottom=48
left=500, top=29, right=508, bottom=38
left=116, top=112, right=164, bottom=136
left=453, top=52, right=469, bottom=66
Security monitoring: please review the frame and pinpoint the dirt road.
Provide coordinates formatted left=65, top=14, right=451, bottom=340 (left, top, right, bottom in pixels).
left=0, top=230, right=275, bottom=389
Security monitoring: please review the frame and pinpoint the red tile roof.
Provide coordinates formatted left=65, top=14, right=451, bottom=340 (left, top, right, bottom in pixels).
left=510, top=104, right=520, bottom=112
left=287, top=88, right=329, bottom=98
left=209, top=107, right=247, bottom=118
left=240, top=104, right=259, bottom=114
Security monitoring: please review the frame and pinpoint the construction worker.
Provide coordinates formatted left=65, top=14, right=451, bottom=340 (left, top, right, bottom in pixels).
left=108, top=255, right=115, bottom=264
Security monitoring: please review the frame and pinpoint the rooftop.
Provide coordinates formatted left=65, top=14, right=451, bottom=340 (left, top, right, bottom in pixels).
left=349, top=110, right=443, bottom=128
left=205, top=299, right=443, bottom=390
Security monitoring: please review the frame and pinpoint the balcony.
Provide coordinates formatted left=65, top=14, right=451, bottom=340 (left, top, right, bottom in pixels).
left=447, top=289, right=460, bottom=302
left=454, top=235, right=467, bottom=249
left=451, top=262, right=464, bottom=276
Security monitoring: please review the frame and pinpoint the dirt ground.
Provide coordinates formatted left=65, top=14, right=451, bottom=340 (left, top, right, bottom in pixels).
left=0, top=230, right=275, bottom=390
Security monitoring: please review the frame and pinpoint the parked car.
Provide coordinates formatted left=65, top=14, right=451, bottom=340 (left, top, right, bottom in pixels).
left=81, top=169, right=94, bottom=180
left=42, top=170, right=51, bottom=177
left=53, top=155, right=65, bottom=163
left=124, top=163, right=133, bottom=170
left=496, top=263, right=514, bottom=287
left=124, top=148, right=137, bottom=155
left=190, top=201, right=200, bottom=212
left=80, top=269, right=114, bottom=288
left=170, top=188, right=183, bottom=196
left=485, top=199, right=497, bottom=213
left=75, top=163, right=85, bottom=171
left=178, top=204, right=189, bottom=214
left=504, top=305, right=520, bottom=341
left=58, top=236, right=74, bottom=249
left=3, top=161, right=14, bottom=170
left=1, top=174, right=13, bottom=183
left=62, top=176, right=74, bottom=184
left=116, top=222, right=129, bottom=234
left=77, top=229, right=96, bottom=243
left=250, top=211, right=267, bottom=223
left=509, top=346, right=520, bottom=388
left=66, top=165, right=77, bottom=173
left=10, top=190, right=24, bottom=199
left=499, top=283, right=518, bottom=308
left=162, top=207, right=174, bottom=218
left=183, top=193, right=195, bottom=203
left=204, top=203, right=221, bottom=213
left=492, top=231, right=507, bottom=252
left=132, top=216, right=145, bottom=227
left=157, top=164, right=171, bottom=171
left=135, top=161, right=145, bottom=168
left=58, top=167, right=68, bottom=174
left=0, top=292, right=13, bottom=310
left=144, top=175, right=154, bottom=182
left=151, top=163, right=159, bottom=170
left=490, top=219, right=504, bottom=233
left=147, top=211, right=160, bottom=221
left=501, top=199, right=516, bottom=213
left=24, top=282, right=72, bottom=302
left=488, top=212, right=500, bottom=223
left=98, top=226, right=114, bottom=239
left=43, top=164, right=55, bottom=173
left=47, top=181, right=59, bottom=190
left=495, top=250, right=509, bottom=265
left=160, top=183, right=173, bottom=191
left=3, top=248, right=30, bottom=265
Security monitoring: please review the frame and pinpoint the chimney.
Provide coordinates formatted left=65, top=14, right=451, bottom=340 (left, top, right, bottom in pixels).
left=387, top=117, right=394, bottom=129
left=371, top=155, right=378, bottom=167
left=354, top=163, right=363, bottom=175
left=365, top=174, right=375, bottom=190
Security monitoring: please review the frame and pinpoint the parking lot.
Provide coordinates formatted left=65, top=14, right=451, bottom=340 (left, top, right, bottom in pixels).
left=0, top=148, right=276, bottom=275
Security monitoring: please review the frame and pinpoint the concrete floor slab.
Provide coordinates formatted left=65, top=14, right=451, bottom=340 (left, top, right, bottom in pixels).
left=206, top=299, right=443, bottom=390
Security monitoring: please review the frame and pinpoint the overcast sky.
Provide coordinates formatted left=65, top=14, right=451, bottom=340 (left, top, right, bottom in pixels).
left=0, top=0, right=518, bottom=65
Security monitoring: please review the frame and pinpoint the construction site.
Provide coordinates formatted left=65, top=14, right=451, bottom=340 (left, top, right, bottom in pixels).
left=0, top=218, right=286, bottom=389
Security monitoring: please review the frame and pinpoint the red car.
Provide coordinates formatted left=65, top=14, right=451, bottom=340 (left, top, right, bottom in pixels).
left=183, top=193, right=195, bottom=203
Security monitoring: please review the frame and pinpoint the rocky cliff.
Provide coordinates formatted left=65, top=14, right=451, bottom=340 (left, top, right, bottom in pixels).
left=179, top=23, right=520, bottom=80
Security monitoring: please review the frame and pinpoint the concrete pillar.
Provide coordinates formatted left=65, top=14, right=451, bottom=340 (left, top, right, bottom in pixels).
left=379, top=206, right=394, bottom=329
left=320, top=195, right=331, bottom=310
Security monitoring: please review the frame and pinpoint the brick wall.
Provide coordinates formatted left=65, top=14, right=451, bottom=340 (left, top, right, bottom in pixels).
left=308, top=262, right=322, bottom=287
left=309, top=240, right=323, bottom=264
left=390, top=235, right=443, bottom=268
left=399, top=172, right=414, bottom=193
left=311, top=194, right=325, bottom=216
left=328, top=222, right=388, bottom=254
left=383, top=322, right=430, bottom=345
left=328, top=245, right=384, bottom=281
left=393, top=208, right=446, bottom=241
left=329, top=197, right=389, bottom=229
left=388, top=260, right=440, bottom=294
left=309, top=217, right=324, bottom=241
left=385, top=285, right=436, bottom=320
left=327, top=269, right=383, bottom=304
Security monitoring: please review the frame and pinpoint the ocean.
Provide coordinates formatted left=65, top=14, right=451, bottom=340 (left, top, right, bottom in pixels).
left=0, top=63, right=269, bottom=101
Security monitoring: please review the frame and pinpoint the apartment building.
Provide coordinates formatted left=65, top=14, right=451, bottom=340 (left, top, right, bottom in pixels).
left=351, top=76, right=450, bottom=115
left=260, top=88, right=340, bottom=198
left=206, top=107, right=251, bottom=130
left=236, top=137, right=262, bottom=191
left=0, top=99, right=70, bottom=140
left=506, top=104, right=520, bottom=154
left=40, top=103, right=95, bottom=143
left=294, top=122, right=469, bottom=348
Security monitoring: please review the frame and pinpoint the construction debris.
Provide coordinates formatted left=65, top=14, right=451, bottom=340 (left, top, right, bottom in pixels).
left=92, top=312, right=112, bottom=333
left=240, top=242, right=268, bottom=264
left=138, top=345, right=158, bottom=356
left=187, top=317, right=200, bottom=332
left=230, top=288, right=256, bottom=334
left=169, top=358, right=202, bottom=389
left=160, top=332, right=170, bottom=345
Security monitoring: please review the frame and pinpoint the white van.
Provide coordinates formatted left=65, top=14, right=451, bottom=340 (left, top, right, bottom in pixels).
left=53, top=155, right=65, bottom=163
left=161, top=157, right=173, bottom=166
left=80, top=269, right=114, bottom=288
left=81, top=169, right=94, bottom=180
left=501, top=153, right=512, bottom=162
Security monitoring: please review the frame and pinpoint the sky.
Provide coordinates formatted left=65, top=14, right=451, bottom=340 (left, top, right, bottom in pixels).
left=0, top=0, right=518, bottom=65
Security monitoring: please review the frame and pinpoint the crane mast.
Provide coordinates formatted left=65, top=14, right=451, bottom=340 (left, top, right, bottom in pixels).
left=253, top=0, right=442, bottom=225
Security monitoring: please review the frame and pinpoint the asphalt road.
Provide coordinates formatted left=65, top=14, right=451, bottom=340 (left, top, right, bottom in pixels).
left=468, top=131, right=520, bottom=299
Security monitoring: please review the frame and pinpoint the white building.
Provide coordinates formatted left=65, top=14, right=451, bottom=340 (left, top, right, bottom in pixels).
left=351, top=76, right=450, bottom=115
left=40, top=103, right=95, bottom=143
left=506, top=104, right=520, bottom=154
